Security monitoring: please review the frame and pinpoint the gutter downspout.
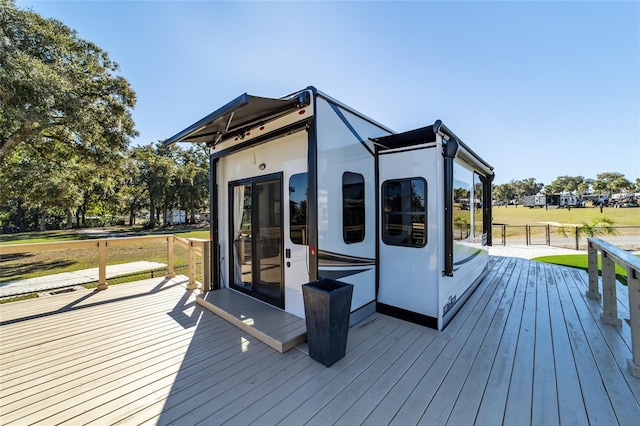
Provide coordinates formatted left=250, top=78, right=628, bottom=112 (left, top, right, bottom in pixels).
left=484, top=173, right=494, bottom=246
left=210, top=154, right=220, bottom=290
left=443, top=138, right=459, bottom=277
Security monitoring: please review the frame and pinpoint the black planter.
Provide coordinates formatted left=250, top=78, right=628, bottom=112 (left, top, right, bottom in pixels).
left=302, top=278, right=354, bottom=367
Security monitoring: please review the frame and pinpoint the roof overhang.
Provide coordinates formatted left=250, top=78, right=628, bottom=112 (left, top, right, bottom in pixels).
left=163, top=91, right=310, bottom=146
left=372, top=120, right=494, bottom=176
left=372, top=124, right=438, bottom=150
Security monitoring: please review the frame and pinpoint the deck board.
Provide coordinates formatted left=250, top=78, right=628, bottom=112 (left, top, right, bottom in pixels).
left=1, top=257, right=639, bottom=425
left=446, top=256, right=521, bottom=425
left=196, top=288, right=306, bottom=353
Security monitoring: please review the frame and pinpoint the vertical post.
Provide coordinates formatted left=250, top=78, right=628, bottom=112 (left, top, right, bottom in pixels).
left=575, top=226, right=580, bottom=250
left=600, top=252, right=622, bottom=327
left=201, top=240, right=211, bottom=292
left=188, top=240, right=197, bottom=290
left=525, top=225, right=529, bottom=246
left=546, top=224, right=550, bottom=246
left=502, top=224, right=506, bottom=246
left=210, top=155, right=220, bottom=290
left=586, top=241, right=601, bottom=300
left=166, top=235, right=175, bottom=278
left=626, top=266, right=640, bottom=377
left=97, top=240, right=108, bottom=290
left=443, top=138, right=459, bottom=277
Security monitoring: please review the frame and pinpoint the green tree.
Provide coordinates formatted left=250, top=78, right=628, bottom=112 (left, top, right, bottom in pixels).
left=592, top=172, right=633, bottom=196
left=544, top=175, right=587, bottom=195
left=173, top=146, right=209, bottom=223
left=0, top=138, right=83, bottom=230
left=0, top=1, right=137, bottom=163
left=132, top=143, right=175, bottom=227
left=513, top=178, right=544, bottom=198
left=492, top=183, right=516, bottom=206
left=120, top=153, right=148, bottom=226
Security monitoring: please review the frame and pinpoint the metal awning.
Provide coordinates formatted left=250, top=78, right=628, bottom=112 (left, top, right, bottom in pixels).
left=372, top=124, right=438, bottom=150
left=163, top=91, right=310, bottom=146
left=372, top=120, right=494, bottom=174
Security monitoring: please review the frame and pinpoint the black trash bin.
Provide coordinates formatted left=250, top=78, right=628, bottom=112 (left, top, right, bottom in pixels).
left=302, top=278, right=354, bottom=367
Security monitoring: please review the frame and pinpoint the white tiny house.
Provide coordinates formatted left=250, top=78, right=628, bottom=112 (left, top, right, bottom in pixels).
left=164, top=87, right=494, bottom=330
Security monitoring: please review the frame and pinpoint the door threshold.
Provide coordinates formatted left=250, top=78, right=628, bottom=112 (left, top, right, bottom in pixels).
left=196, top=288, right=307, bottom=353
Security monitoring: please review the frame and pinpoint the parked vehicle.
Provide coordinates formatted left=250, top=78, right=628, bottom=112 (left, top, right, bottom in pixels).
left=523, top=194, right=547, bottom=208
left=164, top=87, right=494, bottom=331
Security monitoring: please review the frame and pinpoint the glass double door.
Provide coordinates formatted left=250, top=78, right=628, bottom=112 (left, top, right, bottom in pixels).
left=230, top=174, right=283, bottom=308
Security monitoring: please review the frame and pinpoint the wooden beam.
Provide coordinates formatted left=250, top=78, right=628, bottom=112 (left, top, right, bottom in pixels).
left=600, top=253, right=621, bottom=327
left=628, top=266, right=640, bottom=378
left=586, top=241, right=601, bottom=300
left=97, top=240, right=108, bottom=290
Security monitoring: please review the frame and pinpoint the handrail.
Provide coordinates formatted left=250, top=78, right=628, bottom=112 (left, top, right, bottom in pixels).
left=0, top=234, right=211, bottom=293
left=586, top=237, right=640, bottom=378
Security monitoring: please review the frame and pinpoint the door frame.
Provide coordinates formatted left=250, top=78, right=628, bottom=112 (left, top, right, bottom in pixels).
left=228, top=172, right=285, bottom=308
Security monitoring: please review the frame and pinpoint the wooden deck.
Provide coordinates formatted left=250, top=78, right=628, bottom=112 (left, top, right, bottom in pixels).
left=1, top=256, right=638, bottom=425
left=196, top=288, right=307, bottom=353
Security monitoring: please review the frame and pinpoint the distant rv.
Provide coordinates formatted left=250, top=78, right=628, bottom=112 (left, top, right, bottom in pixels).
left=164, top=87, right=494, bottom=331
left=523, top=194, right=547, bottom=208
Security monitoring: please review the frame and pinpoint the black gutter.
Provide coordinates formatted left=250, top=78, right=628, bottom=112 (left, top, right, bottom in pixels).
left=306, top=87, right=319, bottom=282
left=210, top=156, right=220, bottom=290
left=483, top=173, right=494, bottom=246
left=443, top=138, right=459, bottom=277
left=307, top=119, right=319, bottom=282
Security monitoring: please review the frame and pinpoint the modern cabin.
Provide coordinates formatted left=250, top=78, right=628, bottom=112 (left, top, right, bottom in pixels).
left=164, top=87, right=494, bottom=330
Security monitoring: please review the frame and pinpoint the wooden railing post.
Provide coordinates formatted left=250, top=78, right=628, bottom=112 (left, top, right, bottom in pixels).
left=600, top=252, right=622, bottom=327
left=166, top=235, right=175, bottom=278
left=97, top=239, right=108, bottom=290
left=201, top=240, right=211, bottom=292
left=188, top=240, right=197, bottom=290
left=586, top=241, right=601, bottom=300
left=628, top=266, right=640, bottom=377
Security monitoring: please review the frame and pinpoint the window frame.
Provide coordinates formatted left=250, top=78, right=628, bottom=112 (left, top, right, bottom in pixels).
left=342, top=172, right=366, bottom=244
left=381, top=177, right=428, bottom=248
left=289, top=172, right=308, bottom=245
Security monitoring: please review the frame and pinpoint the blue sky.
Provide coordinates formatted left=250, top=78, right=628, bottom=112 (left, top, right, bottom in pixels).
left=17, top=1, right=640, bottom=185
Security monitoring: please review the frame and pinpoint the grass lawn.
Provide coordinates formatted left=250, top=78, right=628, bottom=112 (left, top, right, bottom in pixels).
left=0, top=226, right=210, bottom=284
left=492, top=205, right=640, bottom=227
left=532, top=253, right=640, bottom=285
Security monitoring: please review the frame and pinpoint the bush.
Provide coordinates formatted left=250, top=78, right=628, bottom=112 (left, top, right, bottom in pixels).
left=142, top=219, right=158, bottom=230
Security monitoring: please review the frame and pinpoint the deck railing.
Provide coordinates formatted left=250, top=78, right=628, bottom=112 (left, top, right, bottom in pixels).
left=586, top=237, right=640, bottom=378
left=174, top=236, right=211, bottom=291
left=0, top=235, right=211, bottom=293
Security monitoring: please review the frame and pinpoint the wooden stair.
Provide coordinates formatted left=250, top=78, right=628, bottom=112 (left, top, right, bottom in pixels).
left=196, top=288, right=307, bottom=353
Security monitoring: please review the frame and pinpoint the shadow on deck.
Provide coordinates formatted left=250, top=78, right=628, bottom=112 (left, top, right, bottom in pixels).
left=1, top=257, right=638, bottom=425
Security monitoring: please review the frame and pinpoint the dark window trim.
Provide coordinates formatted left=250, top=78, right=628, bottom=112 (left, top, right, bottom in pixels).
left=343, top=172, right=366, bottom=244
left=227, top=172, right=285, bottom=309
left=289, top=172, right=308, bottom=246
left=381, top=177, right=428, bottom=248
left=473, top=171, right=483, bottom=239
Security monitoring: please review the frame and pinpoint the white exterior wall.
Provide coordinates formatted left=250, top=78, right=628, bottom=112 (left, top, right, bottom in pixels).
left=315, top=97, right=390, bottom=312
left=439, top=156, right=489, bottom=329
left=378, top=136, right=489, bottom=330
left=377, top=143, right=442, bottom=320
left=217, top=127, right=309, bottom=318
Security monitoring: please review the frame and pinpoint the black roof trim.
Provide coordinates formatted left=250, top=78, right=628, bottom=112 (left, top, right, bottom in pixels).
left=164, top=91, right=310, bottom=146
left=371, top=121, right=440, bottom=150
left=372, top=120, right=494, bottom=174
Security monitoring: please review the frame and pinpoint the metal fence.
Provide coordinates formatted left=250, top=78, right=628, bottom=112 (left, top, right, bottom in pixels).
left=492, top=224, right=640, bottom=251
